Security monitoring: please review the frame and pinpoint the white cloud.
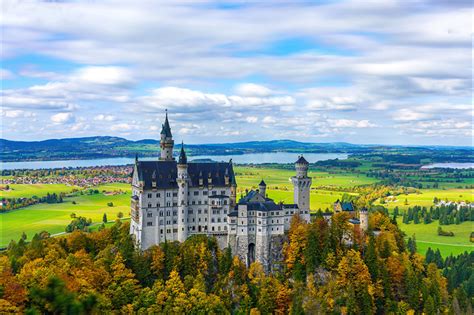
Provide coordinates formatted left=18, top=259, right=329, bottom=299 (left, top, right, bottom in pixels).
left=1, top=110, right=35, bottom=118
left=50, top=112, right=75, bottom=124
left=245, top=116, right=258, bottom=123
left=0, top=68, right=14, bottom=79
left=94, top=114, right=116, bottom=121
left=234, top=83, right=273, bottom=97
left=110, top=123, right=135, bottom=131
left=328, top=119, right=377, bottom=128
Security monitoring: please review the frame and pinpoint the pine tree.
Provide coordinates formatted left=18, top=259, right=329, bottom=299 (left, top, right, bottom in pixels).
left=103, top=213, right=108, bottom=223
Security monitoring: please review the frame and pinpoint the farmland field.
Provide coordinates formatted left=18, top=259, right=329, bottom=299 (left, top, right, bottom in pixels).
left=0, top=183, right=130, bottom=247
left=0, top=183, right=80, bottom=199
left=398, top=219, right=472, bottom=257
left=377, top=188, right=473, bottom=211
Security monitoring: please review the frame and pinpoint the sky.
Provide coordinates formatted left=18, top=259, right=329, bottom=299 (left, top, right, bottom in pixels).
left=1, top=0, right=472, bottom=146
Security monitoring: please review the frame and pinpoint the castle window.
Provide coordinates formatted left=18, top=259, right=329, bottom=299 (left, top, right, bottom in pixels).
left=203, top=191, right=208, bottom=195
left=199, top=218, right=201, bottom=222
left=160, top=229, right=163, bottom=233
left=157, top=203, right=160, bottom=207
left=192, top=201, right=196, bottom=205
left=217, top=218, right=221, bottom=222
left=188, top=209, right=193, bottom=214
left=147, top=213, right=152, bottom=218
left=167, top=229, right=171, bottom=233
left=224, top=200, right=227, bottom=205
left=156, top=193, right=160, bottom=198
left=173, top=202, right=177, bottom=206
left=211, top=218, right=215, bottom=223
left=173, top=228, right=177, bottom=233
left=205, top=200, right=208, bottom=205
left=194, top=191, right=199, bottom=196
left=166, top=192, right=170, bottom=197
left=218, top=226, right=221, bottom=231
left=212, top=226, right=215, bottom=231
left=173, top=219, right=177, bottom=224
left=159, top=211, right=163, bottom=216
left=167, top=202, right=171, bottom=207
left=159, top=220, right=163, bottom=225
left=167, top=211, right=170, bottom=216
left=148, top=203, right=152, bottom=208
left=221, top=190, right=225, bottom=195
left=198, top=200, right=202, bottom=205
left=147, top=222, right=153, bottom=226
left=173, top=211, right=177, bottom=216
left=147, top=193, right=152, bottom=198
left=212, top=191, right=217, bottom=195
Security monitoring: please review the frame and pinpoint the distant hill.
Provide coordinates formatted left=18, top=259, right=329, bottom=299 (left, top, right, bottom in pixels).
left=1, top=137, right=472, bottom=162
left=0, top=137, right=371, bottom=162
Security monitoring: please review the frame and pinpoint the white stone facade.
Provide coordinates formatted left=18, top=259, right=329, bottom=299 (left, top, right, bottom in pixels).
left=130, top=113, right=311, bottom=270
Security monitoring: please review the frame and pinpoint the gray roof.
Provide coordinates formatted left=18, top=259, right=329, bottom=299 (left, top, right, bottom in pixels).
left=296, top=155, right=309, bottom=164
left=136, top=160, right=236, bottom=189
left=160, top=112, right=172, bottom=138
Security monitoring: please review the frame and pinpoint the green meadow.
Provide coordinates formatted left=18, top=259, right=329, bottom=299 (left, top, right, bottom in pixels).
left=398, top=219, right=472, bottom=257
left=377, top=188, right=473, bottom=211
left=0, top=183, right=80, bottom=199
left=0, top=183, right=130, bottom=247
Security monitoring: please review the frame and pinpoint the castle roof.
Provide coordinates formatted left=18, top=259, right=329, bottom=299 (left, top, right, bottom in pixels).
left=259, top=179, right=266, bottom=186
left=178, top=142, right=187, bottom=164
left=335, top=200, right=354, bottom=211
left=296, top=155, right=309, bottom=165
left=136, top=160, right=236, bottom=189
left=238, top=190, right=298, bottom=212
left=160, top=111, right=172, bottom=138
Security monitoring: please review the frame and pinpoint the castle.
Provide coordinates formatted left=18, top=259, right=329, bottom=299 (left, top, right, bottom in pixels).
left=130, top=113, right=366, bottom=271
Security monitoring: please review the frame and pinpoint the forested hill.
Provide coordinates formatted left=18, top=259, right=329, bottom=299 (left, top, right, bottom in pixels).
left=1, top=137, right=472, bottom=162
left=0, top=137, right=366, bottom=161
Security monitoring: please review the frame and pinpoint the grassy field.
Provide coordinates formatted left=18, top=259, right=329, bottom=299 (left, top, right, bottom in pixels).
left=378, top=188, right=472, bottom=211
left=0, top=183, right=130, bottom=247
left=398, top=219, right=473, bottom=257
left=0, top=183, right=80, bottom=199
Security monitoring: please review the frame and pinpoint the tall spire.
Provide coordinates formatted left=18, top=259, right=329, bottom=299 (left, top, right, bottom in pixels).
left=161, top=109, right=172, bottom=138
left=178, top=141, right=187, bottom=164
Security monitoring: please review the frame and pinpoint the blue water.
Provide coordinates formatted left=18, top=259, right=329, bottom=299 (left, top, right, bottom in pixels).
left=421, top=163, right=474, bottom=170
left=0, top=152, right=348, bottom=170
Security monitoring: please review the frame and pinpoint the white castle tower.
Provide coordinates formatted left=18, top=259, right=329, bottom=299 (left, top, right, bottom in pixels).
left=177, top=142, right=188, bottom=242
left=291, top=156, right=311, bottom=222
left=359, top=208, right=369, bottom=232
left=160, top=110, right=174, bottom=161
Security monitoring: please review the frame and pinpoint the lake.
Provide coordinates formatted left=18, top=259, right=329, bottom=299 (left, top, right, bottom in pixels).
left=421, top=163, right=474, bottom=170
left=0, top=152, right=348, bottom=170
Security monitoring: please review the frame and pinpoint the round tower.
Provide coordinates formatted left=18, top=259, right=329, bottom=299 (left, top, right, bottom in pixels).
left=160, top=110, right=174, bottom=161
left=291, top=155, right=311, bottom=222
left=177, top=142, right=188, bottom=242
left=258, top=179, right=267, bottom=198
left=359, top=208, right=369, bottom=232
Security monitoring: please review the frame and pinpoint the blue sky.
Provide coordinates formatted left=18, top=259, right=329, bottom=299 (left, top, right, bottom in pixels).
left=1, top=0, right=472, bottom=146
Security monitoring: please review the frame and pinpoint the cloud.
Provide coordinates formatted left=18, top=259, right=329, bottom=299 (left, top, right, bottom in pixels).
left=234, top=83, right=273, bottom=97
left=327, top=119, right=377, bottom=128
left=94, top=114, right=116, bottom=121
left=139, top=86, right=295, bottom=113
left=1, top=109, right=35, bottom=118
left=110, top=123, right=136, bottom=132
left=0, top=68, right=14, bottom=79
left=51, top=112, right=75, bottom=124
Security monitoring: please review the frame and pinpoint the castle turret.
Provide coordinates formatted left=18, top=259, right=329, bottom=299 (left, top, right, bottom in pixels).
left=259, top=179, right=267, bottom=198
left=359, top=208, right=369, bottom=232
left=177, top=142, right=188, bottom=242
left=229, top=159, right=237, bottom=207
left=291, top=155, right=311, bottom=222
left=160, top=110, right=174, bottom=161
